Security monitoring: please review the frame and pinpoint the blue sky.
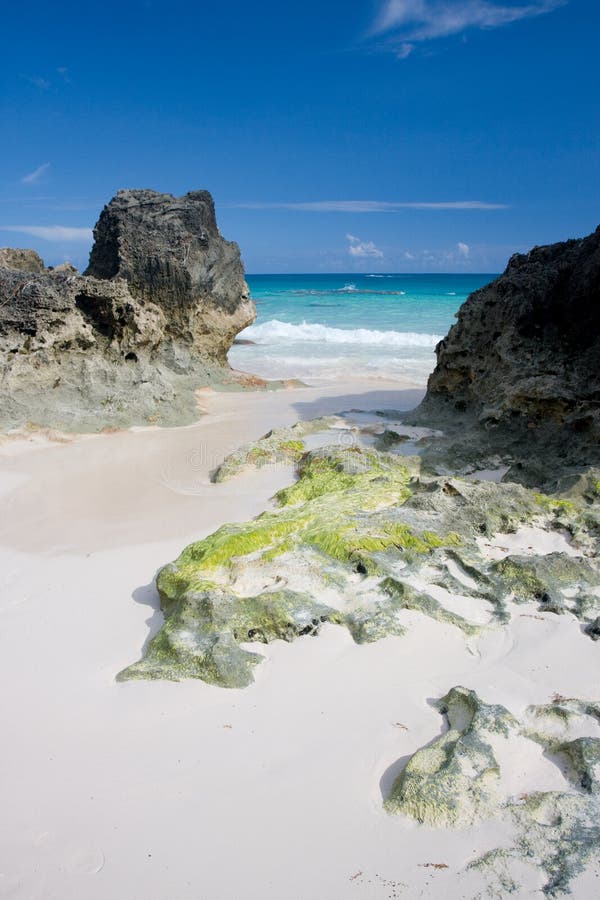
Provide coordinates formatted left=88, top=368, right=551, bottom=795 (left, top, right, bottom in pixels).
left=1, top=0, right=598, bottom=273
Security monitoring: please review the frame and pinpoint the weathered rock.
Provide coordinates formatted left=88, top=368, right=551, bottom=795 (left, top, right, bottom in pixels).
left=0, top=190, right=255, bottom=431
left=211, top=415, right=347, bottom=483
left=0, top=247, right=45, bottom=272
left=384, top=686, right=516, bottom=826
left=407, top=226, right=600, bottom=483
left=121, top=421, right=600, bottom=686
left=386, top=687, right=600, bottom=895
left=85, top=189, right=253, bottom=363
left=120, top=587, right=339, bottom=687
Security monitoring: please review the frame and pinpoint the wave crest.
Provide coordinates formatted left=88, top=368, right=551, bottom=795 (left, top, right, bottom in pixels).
left=240, top=319, right=442, bottom=348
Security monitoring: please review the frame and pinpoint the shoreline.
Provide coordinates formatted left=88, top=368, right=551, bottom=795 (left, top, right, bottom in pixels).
left=1, top=377, right=599, bottom=898
left=0, top=378, right=423, bottom=553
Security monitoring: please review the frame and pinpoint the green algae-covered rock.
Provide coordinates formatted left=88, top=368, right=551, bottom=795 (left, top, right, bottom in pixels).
left=384, top=686, right=514, bottom=826
left=382, top=578, right=481, bottom=636
left=493, top=553, right=600, bottom=617
left=387, top=687, right=600, bottom=895
left=124, top=427, right=600, bottom=686
left=343, top=598, right=407, bottom=643
left=374, top=429, right=409, bottom=451
left=120, top=588, right=339, bottom=687
left=211, top=416, right=343, bottom=482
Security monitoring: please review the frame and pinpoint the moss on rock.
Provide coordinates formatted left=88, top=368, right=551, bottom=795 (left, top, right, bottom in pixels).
left=386, top=686, right=600, bottom=895
left=385, top=687, right=513, bottom=826
left=120, top=588, right=339, bottom=687
left=211, top=416, right=344, bottom=482
left=124, top=422, right=600, bottom=687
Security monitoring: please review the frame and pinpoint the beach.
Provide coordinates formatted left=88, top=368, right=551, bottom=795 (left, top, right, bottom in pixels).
left=2, top=379, right=598, bottom=899
left=2, top=0, right=597, bottom=891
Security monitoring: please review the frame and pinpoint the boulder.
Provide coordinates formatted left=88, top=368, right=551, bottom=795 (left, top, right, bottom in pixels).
left=409, top=225, right=600, bottom=481
left=85, top=189, right=253, bottom=361
left=0, top=190, right=256, bottom=431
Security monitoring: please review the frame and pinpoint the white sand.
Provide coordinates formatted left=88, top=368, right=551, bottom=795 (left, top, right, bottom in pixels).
left=1, top=380, right=599, bottom=899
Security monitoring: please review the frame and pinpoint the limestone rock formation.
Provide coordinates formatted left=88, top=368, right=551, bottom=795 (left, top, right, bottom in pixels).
left=0, top=190, right=255, bottom=431
left=410, top=225, right=600, bottom=481
left=385, top=687, right=600, bottom=895
left=0, top=248, right=45, bottom=273
left=85, top=189, right=253, bottom=363
left=385, top=686, right=517, bottom=827
left=120, top=413, right=600, bottom=687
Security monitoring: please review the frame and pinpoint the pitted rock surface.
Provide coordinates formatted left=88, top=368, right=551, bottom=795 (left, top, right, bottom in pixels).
left=0, top=190, right=255, bottom=431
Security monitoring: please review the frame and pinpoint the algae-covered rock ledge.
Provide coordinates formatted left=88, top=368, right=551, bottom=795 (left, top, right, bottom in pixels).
left=120, top=413, right=600, bottom=689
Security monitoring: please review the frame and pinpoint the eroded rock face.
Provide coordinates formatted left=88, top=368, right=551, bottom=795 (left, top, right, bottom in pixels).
left=409, top=226, right=600, bottom=481
left=0, top=190, right=255, bottom=431
left=85, top=189, right=253, bottom=360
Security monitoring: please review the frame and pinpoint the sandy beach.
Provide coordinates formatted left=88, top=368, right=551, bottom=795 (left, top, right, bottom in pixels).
left=1, top=378, right=598, bottom=899
left=2, top=0, right=597, bottom=891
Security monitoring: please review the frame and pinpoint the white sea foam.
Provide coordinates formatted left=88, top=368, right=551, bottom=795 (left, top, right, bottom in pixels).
left=241, top=319, right=442, bottom=348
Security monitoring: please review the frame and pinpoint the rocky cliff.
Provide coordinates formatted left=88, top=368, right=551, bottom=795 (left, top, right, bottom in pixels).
left=0, top=189, right=256, bottom=431
left=410, top=225, right=600, bottom=482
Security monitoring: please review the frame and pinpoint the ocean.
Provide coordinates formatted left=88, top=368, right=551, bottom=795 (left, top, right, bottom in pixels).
left=228, top=273, right=496, bottom=385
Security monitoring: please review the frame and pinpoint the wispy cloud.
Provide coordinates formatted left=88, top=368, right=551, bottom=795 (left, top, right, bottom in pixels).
left=0, top=225, right=93, bottom=242
left=25, top=75, right=51, bottom=90
left=347, top=234, right=384, bottom=258
left=396, top=242, right=478, bottom=267
left=231, top=199, right=508, bottom=212
left=21, top=163, right=50, bottom=186
left=371, top=0, right=566, bottom=56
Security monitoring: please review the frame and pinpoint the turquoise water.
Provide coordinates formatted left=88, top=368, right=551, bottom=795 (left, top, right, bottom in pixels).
left=228, top=274, right=496, bottom=385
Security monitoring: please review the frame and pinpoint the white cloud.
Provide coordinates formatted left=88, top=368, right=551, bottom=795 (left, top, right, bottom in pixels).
left=404, top=251, right=415, bottom=259
left=21, top=163, right=50, bottom=185
left=0, top=225, right=93, bottom=242
left=371, top=0, right=566, bottom=51
left=232, top=199, right=508, bottom=212
left=347, top=234, right=384, bottom=258
left=457, top=241, right=470, bottom=257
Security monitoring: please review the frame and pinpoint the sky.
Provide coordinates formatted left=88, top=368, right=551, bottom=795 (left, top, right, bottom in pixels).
left=0, top=0, right=598, bottom=273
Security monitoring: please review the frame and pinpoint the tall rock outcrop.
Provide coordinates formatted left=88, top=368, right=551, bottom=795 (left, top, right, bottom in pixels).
left=0, top=190, right=256, bottom=431
left=410, top=225, right=600, bottom=481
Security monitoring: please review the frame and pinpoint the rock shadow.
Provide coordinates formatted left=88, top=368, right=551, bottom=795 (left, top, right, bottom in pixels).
left=291, top=388, right=424, bottom=423
left=131, top=574, right=164, bottom=654
left=380, top=753, right=413, bottom=801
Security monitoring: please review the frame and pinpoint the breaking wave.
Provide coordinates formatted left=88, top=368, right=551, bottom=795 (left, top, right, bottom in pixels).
left=240, top=319, right=442, bottom=348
